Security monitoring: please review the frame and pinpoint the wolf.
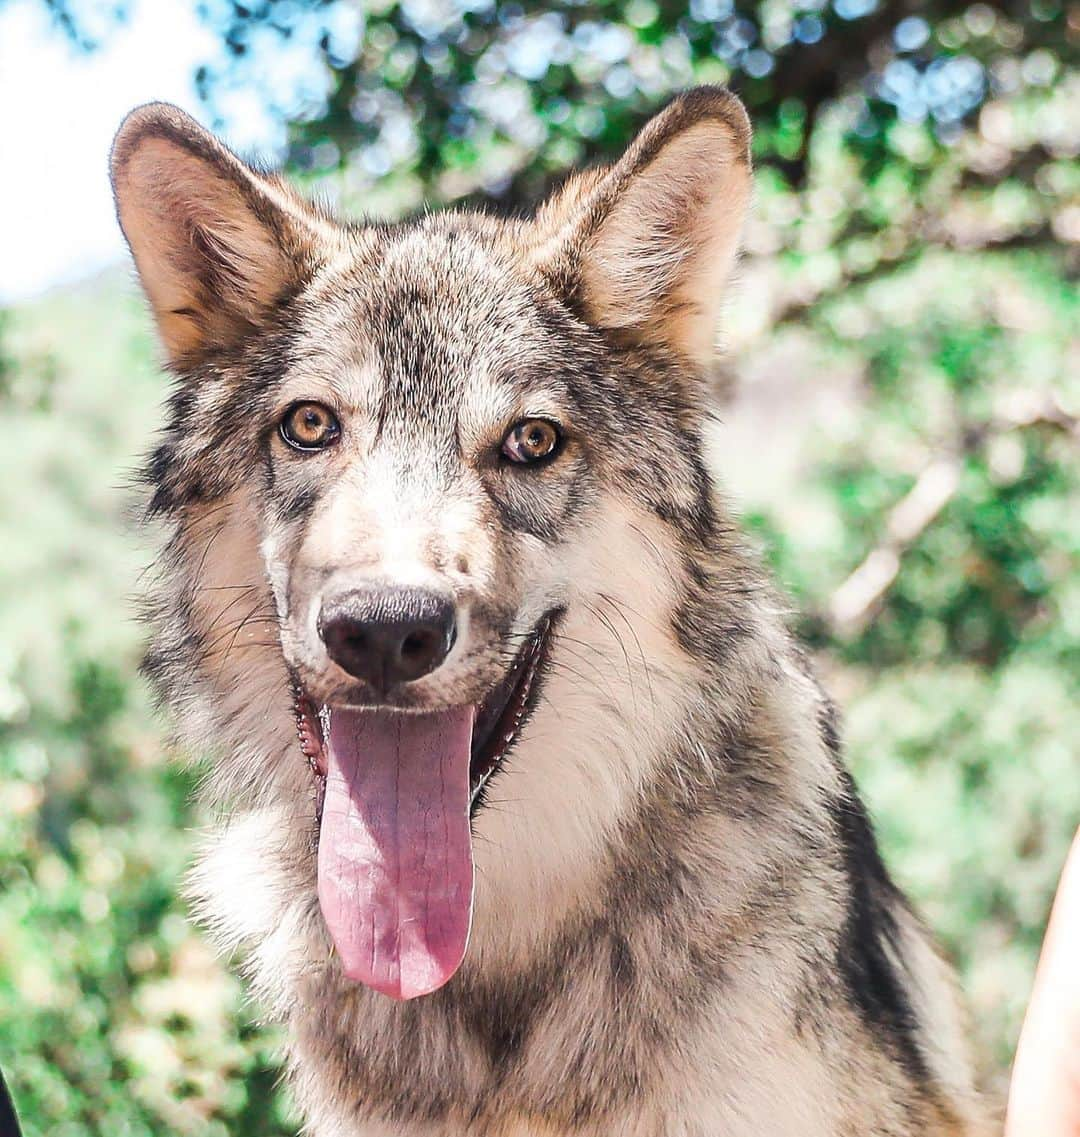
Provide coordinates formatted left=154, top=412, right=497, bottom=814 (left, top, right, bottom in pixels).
left=110, top=87, right=985, bottom=1136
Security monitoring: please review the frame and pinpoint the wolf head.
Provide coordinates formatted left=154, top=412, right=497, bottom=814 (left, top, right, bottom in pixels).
left=112, top=89, right=755, bottom=1002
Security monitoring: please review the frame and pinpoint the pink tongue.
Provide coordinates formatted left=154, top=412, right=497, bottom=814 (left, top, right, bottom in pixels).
left=317, top=706, right=475, bottom=1000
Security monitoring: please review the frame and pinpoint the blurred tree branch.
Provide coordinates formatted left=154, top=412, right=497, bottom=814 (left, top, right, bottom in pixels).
left=825, top=394, right=1078, bottom=639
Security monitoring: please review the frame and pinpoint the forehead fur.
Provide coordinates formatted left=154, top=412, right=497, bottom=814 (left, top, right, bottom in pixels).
left=278, top=214, right=593, bottom=434
left=304, top=214, right=553, bottom=349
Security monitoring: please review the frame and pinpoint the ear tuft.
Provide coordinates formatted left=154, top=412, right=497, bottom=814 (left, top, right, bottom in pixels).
left=110, top=103, right=323, bottom=367
left=535, top=87, right=752, bottom=369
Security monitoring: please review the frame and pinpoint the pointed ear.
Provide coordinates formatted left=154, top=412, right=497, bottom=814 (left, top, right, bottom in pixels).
left=534, top=87, right=752, bottom=368
left=110, top=103, right=325, bottom=367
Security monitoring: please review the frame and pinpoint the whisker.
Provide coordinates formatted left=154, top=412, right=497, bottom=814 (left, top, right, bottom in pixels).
left=595, top=592, right=657, bottom=720
left=212, top=598, right=284, bottom=682
left=584, top=600, right=638, bottom=715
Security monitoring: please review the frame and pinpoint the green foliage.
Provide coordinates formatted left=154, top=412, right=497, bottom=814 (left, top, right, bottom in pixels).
left=846, top=659, right=1080, bottom=1082
left=766, top=248, right=1078, bottom=669
left=1, top=0, right=1076, bottom=1131
left=190, top=0, right=1075, bottom=283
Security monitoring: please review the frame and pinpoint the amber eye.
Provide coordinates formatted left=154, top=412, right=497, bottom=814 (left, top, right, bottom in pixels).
left=279, top=402, right=341, bottom=452
left=501, top=419, right=562, bottom=465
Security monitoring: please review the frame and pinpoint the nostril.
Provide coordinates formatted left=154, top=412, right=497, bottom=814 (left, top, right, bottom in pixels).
left=401, top=631, right=432, bottom=660
left=321, top=622, right=370, bottom=673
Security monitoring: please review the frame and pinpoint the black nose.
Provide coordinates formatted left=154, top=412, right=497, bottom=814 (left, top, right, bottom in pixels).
left=318, top=587, right=457, bottom=693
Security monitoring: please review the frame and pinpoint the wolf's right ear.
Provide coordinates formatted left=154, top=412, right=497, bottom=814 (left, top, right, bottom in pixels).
left=533, top=87, right=751, bottom=370
left=110, top=103, right=325, bottom=368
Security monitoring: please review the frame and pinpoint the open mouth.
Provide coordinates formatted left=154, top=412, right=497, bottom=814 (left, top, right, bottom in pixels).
left=294, top=612, right=555, bottom=814
left=290, top=613, right=556, bottom=1001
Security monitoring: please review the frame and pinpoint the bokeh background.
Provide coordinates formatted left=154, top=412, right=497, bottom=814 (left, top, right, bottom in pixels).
left=0, top=0, right=1076, bottom=1133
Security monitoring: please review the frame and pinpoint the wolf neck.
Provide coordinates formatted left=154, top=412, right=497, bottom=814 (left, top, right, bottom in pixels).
left=468, top=659, right=837, bottom=973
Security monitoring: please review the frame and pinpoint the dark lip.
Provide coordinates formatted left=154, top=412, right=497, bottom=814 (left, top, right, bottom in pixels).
left=466, top=611, right=557, bottom=813
left=292, top=612, right=558, bottom=821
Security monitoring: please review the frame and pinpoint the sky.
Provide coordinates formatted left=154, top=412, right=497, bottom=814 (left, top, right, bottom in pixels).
left=0, top=0, right=278, bottom=304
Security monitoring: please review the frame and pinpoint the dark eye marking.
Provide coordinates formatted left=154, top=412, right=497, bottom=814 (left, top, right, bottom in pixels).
left=501, top=418, right=562, bottom=466
left=279, top=402, right=341, bottom=452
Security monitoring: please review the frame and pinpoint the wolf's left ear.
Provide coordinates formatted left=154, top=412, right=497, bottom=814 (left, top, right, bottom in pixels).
left=111, top=103, right=326, bottom=368
left=534, top=87, right=751, bottom=368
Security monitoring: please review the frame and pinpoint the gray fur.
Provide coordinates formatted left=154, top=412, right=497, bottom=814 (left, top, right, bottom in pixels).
left=112, top=88, right=986, bottom=1136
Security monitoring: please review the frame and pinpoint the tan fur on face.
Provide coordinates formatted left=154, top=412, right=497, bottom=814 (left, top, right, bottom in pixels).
left=168, top=490, right=299, bottom=809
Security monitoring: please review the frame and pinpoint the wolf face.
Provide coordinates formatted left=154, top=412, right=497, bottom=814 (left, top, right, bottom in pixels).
left=112, top=91, right=754, bottom=1000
